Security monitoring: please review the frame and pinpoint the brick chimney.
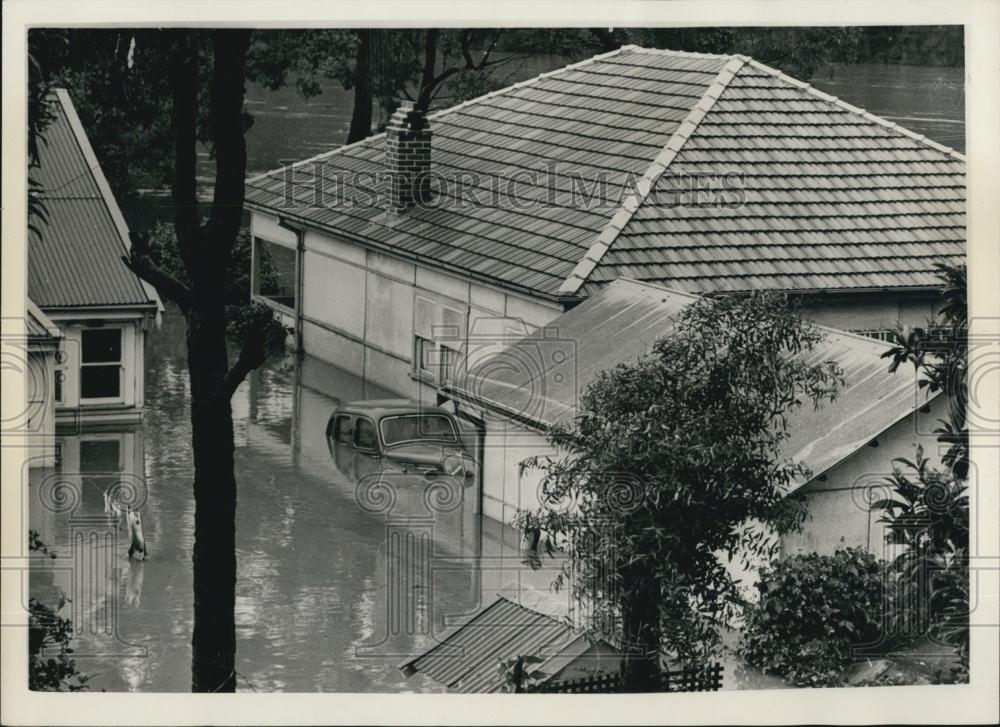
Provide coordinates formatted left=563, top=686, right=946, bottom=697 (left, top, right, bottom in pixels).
left=385, top=105, right=432, bottom=214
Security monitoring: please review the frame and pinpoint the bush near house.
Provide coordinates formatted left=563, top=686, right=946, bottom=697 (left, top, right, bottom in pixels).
left=740, top=548, right=886, bottom=687
left=28, top=531, right=90, bottom=692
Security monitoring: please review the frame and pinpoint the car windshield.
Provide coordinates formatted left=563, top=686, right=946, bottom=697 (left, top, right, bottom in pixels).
left=379, top=414, right=458, bottom=446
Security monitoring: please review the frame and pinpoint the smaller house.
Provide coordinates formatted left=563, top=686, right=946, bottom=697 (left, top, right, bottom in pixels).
left=399, top=592, right=619, bottom=692
left=27, top=88, right=161, bottom=439
left=441, top=279, right=947, bottom=568
left=24, top=300, right=62, bottom=466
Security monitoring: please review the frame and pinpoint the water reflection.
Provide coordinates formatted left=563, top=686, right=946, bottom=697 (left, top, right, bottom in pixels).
left=29, top=309, right=546, bottom=692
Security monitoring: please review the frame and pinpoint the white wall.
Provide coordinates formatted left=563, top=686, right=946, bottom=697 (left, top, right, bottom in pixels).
left=800, top=296, right=939, bottom=333
left=26, top=350, right=56, bottom=467
left=253, top=212, right=564, bottom=399
left=781, top=393, right=951, bottom=560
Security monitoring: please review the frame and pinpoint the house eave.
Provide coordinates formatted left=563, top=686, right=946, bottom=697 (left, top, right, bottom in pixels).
left=248, top=201, right=566, bottom=305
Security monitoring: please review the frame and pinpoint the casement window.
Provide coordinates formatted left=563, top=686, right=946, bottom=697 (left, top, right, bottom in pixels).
left=253, top=236, right=298, bottom=311
left=413, top=295, right=465, bottom=385
left=80, top=328, right=122, bottom=401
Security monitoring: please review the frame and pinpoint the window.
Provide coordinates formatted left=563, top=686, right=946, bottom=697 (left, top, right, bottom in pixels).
left=354, top=418, right=376, bottom=450
left=333, top=415, right=353, bottom=445
left=54, top=370, right=63, bottom=404
left=80, top=328, right=122, bottom=400
left=254, top=237, right=298, bottom=311
left=80, top=439, right=121, bottom=472
left=443, top=344, right=463, bottom=383
left=414, top=335, right=436, bottom=378
left=380, top=414, right=458, bottom=446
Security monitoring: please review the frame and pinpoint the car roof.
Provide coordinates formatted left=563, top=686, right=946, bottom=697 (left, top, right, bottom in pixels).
left=334, top=399, right=455, bottom=419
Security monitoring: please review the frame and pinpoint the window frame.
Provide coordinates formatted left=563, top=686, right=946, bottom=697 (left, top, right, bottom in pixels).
left=352, top=416, right=378, bottom=453
left=378, top=413, right=459, bottom=447
left=79, top=327, right=124, bottom=405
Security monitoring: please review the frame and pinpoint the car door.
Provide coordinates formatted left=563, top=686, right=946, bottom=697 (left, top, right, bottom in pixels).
left=352, top=415, right=381, bottom=480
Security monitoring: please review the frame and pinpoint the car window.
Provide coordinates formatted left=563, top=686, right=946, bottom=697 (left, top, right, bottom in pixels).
left=380, top=414, right=458, bottom=446
left=354, top=417, right=376, bottom=450
left=333, top=415, right=353, bottom=445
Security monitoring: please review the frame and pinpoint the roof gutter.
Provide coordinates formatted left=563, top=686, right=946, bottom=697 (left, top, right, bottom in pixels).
left=246, top=201, right=567, bottom=305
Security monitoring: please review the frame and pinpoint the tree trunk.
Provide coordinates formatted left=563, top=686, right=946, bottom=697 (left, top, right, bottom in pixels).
left=346, top=30, right=372, bottom=144
left=619, top=568, right=661, bottom=692
left=162, top=28, right=250, bottom=693
left=187, top=304, right=238, bottom=692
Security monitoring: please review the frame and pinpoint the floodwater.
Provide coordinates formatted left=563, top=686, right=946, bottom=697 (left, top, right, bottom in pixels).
left=28, top=309, right=553, bottom=692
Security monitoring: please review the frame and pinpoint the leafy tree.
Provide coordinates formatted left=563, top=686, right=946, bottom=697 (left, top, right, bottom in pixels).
left=27, top=531, right=90, bottom=692
left=874, top=264, right=969, bottom=676
left=516, top=293, right=843, bottom=691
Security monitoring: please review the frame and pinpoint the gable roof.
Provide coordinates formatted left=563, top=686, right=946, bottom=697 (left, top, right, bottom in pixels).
left=398, top=594, right=593, bottom=693
left=28, top=89, right=159, bottom=311
left=447, top=278, right=937, bottom=491
left=247, top=46, right=964, bottom=301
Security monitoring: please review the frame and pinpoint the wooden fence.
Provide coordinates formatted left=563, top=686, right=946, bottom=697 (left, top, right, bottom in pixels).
left=529, top=663, right=723, bottom=694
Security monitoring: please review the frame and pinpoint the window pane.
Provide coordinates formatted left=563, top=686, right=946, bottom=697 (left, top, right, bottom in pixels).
left=380, top=415, right=458, bottom=445
left=81, top=364, right=120, bottom=399
left=334, top=415, right=353, bottom=444
left=80, top=439, right=121, bottom=472
left=354, top=418, right=376, bottom=450
left=257, top=238, right=297, bottom=309
left=82, top=329, right=121, bottom=363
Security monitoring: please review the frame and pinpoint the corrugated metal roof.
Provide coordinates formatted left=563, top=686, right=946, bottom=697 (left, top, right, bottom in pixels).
left=399, top=595, right=578, bottom=693
left=28, top=90, right=156, bottom=310
left=457, top=279, right=934, bottom=490
left=247, top=46, right=964, bottom=300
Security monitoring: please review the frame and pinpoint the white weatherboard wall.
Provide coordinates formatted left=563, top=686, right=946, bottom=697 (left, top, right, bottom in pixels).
left=253, top=211, right=564, bottom=398
left=27, top=350, right=57, bottom=466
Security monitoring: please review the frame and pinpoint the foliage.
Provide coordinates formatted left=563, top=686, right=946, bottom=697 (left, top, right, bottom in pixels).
left=515, top=293, right=843, bottom=685
left=873, top=264, right=969, bottom=674
left=141, top=222, right=287, bottom=355
left=27, top=531, right=90, bottom=692
left=497, top=655, right=546, bottom=693
left=740, top=548, right=887, bottom=687
left=881, top=264, right=968, bottom=479
left=873, top=448, right=969, bottom=670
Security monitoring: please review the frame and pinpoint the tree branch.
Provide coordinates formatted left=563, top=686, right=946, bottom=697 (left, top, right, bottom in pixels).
left=122, top=250, right=192, bottom=311
left=220, top=314, right=269, bottom=399
left=169, top=31, right=201, bottom=275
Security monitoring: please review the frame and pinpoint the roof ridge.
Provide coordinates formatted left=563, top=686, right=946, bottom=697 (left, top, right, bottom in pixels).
left=558, top=55, right=748, bottom=296
left=619, top=43, right=735, bottom=61
left=249, top=45, right=636, bottom=185
left=743, top=58, right=966, bottom=162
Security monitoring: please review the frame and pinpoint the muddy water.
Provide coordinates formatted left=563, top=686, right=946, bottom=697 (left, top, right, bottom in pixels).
left=29, top=309, right=550, bottom=692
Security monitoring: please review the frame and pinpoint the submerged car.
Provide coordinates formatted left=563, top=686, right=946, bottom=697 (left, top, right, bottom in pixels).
left=326, top=399, right=478, bottom=483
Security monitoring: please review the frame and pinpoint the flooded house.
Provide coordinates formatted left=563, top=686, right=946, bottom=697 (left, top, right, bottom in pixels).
left=242, top=42, right=963, bottom=564
left=27, top=88, right=161, bottom=451
left=244, top=44, right=964, bottom=402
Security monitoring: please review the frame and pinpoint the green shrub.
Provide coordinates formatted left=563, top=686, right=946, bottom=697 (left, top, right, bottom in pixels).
left=740, top=547, right=886, bottom=687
